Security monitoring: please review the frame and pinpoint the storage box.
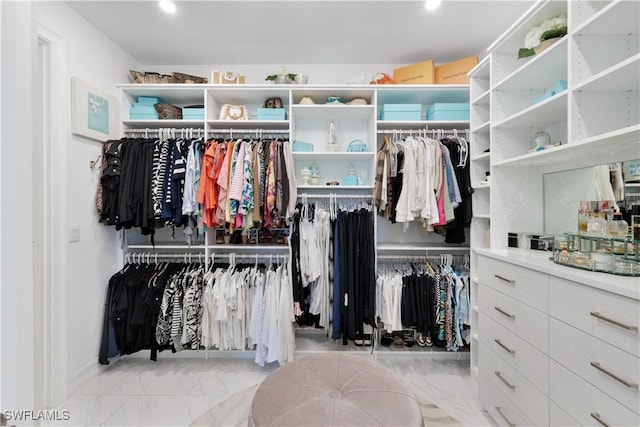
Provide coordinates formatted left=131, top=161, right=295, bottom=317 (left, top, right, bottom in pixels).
left=380, top=104, right=421, bottom=121
left=256, top=108, right=286, bottom=120
left=393, top=60, right=434, bottom=84
left=434, top=55, right=479, bottom=84
left=130, top=104, right=159, bottom=119
left=130, top=112, right=159, bottom=120
left=182, top=107, right=205, bottom=120
left=136, top=96, right=159, bottom=105
left=426, top=103, right=470, bottom=121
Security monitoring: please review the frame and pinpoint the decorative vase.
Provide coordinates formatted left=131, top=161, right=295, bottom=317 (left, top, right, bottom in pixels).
left=274, top=75, right=292, bottom=84
left=534, top=37, right=561, bottom=55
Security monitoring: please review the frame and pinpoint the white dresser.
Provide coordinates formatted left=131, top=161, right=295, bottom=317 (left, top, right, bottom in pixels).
left=475, top=249, right=640, bottom=427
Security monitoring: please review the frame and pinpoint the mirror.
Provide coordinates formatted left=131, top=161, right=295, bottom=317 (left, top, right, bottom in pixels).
left=544, top=160, right=640, bottom=234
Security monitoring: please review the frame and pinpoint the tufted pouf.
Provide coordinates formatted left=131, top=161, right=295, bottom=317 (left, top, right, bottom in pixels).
left=249, top=353, right=424, bottom=427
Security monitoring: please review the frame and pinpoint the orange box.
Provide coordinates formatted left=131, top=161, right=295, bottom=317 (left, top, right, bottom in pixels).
left=393, top=60, right=434, bottom=84
left=434, top=55, right=479, bottom=84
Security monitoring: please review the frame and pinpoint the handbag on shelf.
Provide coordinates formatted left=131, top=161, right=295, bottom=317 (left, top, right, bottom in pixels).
left=219, top=104, right=248, bottom=121
left=212, top=71, right=246, bottom=84
left=292, top=140, right=314, bottom=152
left=347, top=139, right=368, bottom=152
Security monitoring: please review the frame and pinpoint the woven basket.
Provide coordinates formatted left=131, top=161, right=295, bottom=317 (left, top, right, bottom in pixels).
left=129, top=69, right=173, bottom=84
left=172, top=72, right=208, bottom=84
left=154, top=103, right=183, bottom=120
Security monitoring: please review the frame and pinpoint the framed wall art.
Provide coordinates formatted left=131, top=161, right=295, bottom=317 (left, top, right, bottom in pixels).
left=71, top=77, right=119, bottom=142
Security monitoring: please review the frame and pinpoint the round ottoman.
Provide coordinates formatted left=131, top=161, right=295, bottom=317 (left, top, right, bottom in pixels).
left=249, top=353, right=424, bottom=426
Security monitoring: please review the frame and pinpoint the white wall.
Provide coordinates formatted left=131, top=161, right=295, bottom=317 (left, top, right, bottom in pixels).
left=32, top=1, right=140, bottom=398
left=1, top=0, right=36, bottom=413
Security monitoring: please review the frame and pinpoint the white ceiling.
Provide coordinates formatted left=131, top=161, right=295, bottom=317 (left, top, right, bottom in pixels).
left=66, top=0, right=535, bottom=66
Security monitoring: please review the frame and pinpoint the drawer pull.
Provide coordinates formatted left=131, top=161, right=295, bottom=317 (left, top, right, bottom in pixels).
left=589, top=312, right=638, bottom=332
left=590, top=361, right=639, bottom=390
left=495, top=407, right=515, bottom=427
left=494, top=371, right=516, bottom=389
left=590, top=412, right=610, bottom=427
left=494, top=339, right=516, bottom=354
left=494, top=306, right=516, bottom=319
left=494, top=274, right=515, bottom=284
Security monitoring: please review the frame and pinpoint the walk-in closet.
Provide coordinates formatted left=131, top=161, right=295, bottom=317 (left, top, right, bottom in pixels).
left=1, top=1, right=638, bottom=426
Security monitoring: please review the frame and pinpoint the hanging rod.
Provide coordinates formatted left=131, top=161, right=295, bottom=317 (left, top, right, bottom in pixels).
left=208, top=128, right=289, bottom=134
left=210, top=253, right=289, bottom=262
left=123, top=128, right=205, bottom=138
left=377, top=254, right=468, bottom=262
left=297, top=193, right=374, bottom=199
left=124, top=252, right=206, bottom=263
left=376, top=129, right=469, bottom=135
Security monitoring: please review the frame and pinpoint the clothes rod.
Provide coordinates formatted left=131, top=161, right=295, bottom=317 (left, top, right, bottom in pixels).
left=208, top=128, right=289, bottom=134
left=297, top=193, right=374, bottom=199
left=376, top=129, right=469, bottom=134
left=377, top=254, right=468, bottom=262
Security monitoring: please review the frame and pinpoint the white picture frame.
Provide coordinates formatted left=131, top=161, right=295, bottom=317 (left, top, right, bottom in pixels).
left=71, top=77, right=119, bottom=142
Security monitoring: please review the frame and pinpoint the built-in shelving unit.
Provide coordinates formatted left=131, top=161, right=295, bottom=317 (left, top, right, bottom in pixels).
left=470, top=0, right=640, bottom=424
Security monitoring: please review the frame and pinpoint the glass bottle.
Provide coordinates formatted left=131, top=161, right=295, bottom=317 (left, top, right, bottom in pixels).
left=608, top=211, right=629, bottom=238
left=586, top=208, right=607, bottom=236
left=578, top=201, right=591, bottom=235
left=632, top=205, right=640, bottom=241
left=530, top=129, right=551, bottom=152
left=558, top=246, right=570, bottom=264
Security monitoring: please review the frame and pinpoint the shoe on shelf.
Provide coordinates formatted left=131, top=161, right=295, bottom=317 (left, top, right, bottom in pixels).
left=381, top=332, right=393, bottom=347
left=425, top=335, right=433, bottom=347
left=416, top=333, right=426, bottom=347
left=393, top=335, right=404, bottom=348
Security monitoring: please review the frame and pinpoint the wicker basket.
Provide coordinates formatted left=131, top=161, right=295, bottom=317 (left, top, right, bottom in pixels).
left=154, top=103, right=183, bottom=120
left=129, top=69, right=173, bottom=84
left=172, top=72, right=208, bottom=84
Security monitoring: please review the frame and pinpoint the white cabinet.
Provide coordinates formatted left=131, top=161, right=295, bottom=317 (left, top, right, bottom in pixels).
left=477, top=252, right=640, bottom=426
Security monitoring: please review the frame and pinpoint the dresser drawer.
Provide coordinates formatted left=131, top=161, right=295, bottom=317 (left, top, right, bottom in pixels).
left=479, top=372, right=535, bottom=427
left=550, top=360, right=640, bottom=426
left=550, top=318, right=639, bottom=414
left=550, top=401, right=580, bottom=426
left=479, top=343, right=549, bottom=426
left=479, top=283, right=549, bottom=353
left=477, top=255, right=549, bottom=312
left=549, top=276, right=640, bottom=357
left=479, top=312, right=548, bottom=393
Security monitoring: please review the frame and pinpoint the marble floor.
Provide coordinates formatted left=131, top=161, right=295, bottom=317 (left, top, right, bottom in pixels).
left=52, top=352, right=495, bottom=427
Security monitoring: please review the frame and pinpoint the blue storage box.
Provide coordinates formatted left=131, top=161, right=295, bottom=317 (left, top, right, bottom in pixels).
left=533, top=91, right=554, bottom=104
left=130, top=112, right=159, bottom=120
left=380, top=104, right=421, bottom=121
left=136, top=96, right=159, bottom=105
left=257, top=108, right=286, bottom=120
left=552, top=79, right=567, bottom=95
left=426, top=103, right=470, bottom=121
left=182, top=107, right=204, bottom=120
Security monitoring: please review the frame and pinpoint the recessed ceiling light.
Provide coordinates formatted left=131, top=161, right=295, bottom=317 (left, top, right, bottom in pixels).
left=159, top=1, right=176, bottom=14
left=425, top=0, right=441, bottom=10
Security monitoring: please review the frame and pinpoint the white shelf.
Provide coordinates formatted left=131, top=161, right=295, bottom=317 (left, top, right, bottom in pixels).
left=494, top=125, right=640, bottom=173
left=297, top=185, right=374, bottom=190
left=473, top=184, right=491, bottom=190
left=572, top=0, right=640, bottom=36
left=469, top=55, right=491, bottom=79
left=123, top=119, right=204, bottom=128
left=493, top=91, right=567, bottom=129
left=376, top=120, right=469, bottom=130
left=206, top=120, right=290, bottom=130
left=292, top=152, right=374, bottom=161
left=626, top=183, right=640, bottom=188
left=471, top=152, right=491, bottom=161
left=375, top=85, right=470, bottom=105
left=494, top=36, right=568, bottom=91
left=471, top=89, right=490, bottom=106
left=291, top=104, right=375, bottom=120
left=472, top=120, right=491, bottom=134
left=117, top=84, right=206, bottom=103
left=573, top=54, right=640, bottom=92
left=473, top=214, right=491, bottom=219
left=376, top=244, right=470, bottom=252
left=209, top=245, right=289, bottom=251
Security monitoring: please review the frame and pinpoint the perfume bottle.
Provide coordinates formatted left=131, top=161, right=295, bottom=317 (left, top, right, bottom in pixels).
left=586, top=208, right=607, bottom=236
left=632, top=205, right=640, bottom=241
left=577, top=201, right=591, bottom=235
left=558, top=246, right=570, bottom=264
left=608, top=211, right=629, bottom=238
